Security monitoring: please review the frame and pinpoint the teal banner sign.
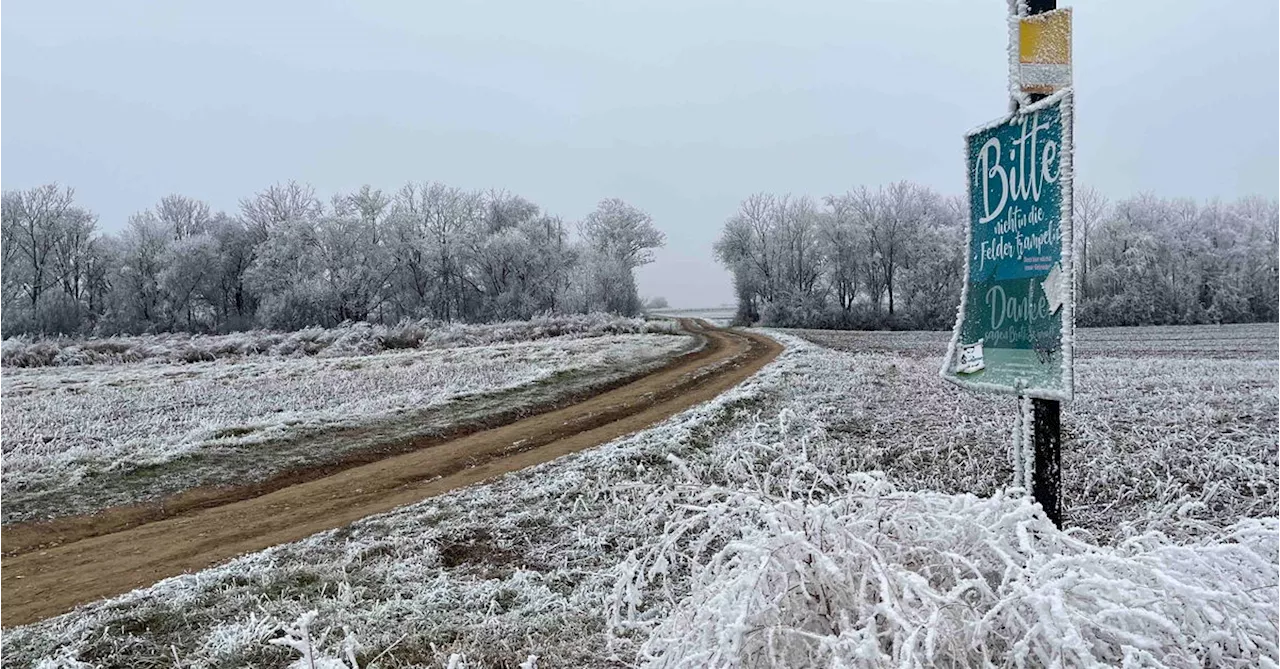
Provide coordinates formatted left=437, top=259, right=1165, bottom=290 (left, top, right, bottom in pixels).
left=942, top=89, right=1074, bottom=400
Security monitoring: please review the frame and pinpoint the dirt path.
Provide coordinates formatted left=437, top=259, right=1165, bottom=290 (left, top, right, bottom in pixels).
left=1, top=322, right=782, bottom=627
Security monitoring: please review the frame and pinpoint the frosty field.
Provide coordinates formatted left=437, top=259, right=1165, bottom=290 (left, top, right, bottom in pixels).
left=2, top=323, right=692, bottom=524
left=4, top=323, right=1275, bottom=668
left=649, top=307, right=737, bottom=327
left=790, top=322, right=1278, bottom=544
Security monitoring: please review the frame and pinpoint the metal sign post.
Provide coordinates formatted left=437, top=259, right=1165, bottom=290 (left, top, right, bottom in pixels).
left=1026, top=0, right=1066, bottom=529
left=942, top=0, right=1073, bottom=527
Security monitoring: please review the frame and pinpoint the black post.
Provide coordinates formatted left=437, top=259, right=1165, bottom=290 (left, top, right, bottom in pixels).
left=1022, top=0, right=1064, bottom=528
left=1031, top=397, right=1062, bottom=526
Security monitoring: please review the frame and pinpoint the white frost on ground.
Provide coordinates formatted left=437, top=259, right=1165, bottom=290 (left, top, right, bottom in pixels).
left=792, top=323, right=1278, bottom=361
left=4, top=329, right=1276, bottom=668
left=0, top=313, right=679, bottom=368
left=792, top=324, right=1279, bottom=545
left=618, top=442, right=1277, bottom=667
left=1, top=333, right=690, bottom=508
left=649, top=308, right=736, bottom=328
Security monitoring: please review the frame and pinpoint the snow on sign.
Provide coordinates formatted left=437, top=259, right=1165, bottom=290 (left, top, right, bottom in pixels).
left=1017, top=7, right=1071, bottom=96
left=942, top=88, right=1074, bottom=401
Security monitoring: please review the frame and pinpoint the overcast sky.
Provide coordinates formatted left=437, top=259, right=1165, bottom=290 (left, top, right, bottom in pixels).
left=3, top=1, right=1277, bottom=308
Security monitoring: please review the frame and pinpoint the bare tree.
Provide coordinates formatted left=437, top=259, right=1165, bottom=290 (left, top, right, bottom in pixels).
left=49, top=207, right=98, bottom=306
left=315, top=195, right=396, bottom=324
left=718, top=185, right=970, bottom=329
left=579, top=198, right=665, bottom=316
left=239, top=181, right=322, bottom=241
left=1073, top=186, right=1109, bottom=300
left=820, top=194, right=864, bottom=313
left=155, top=194, right=212, bottom=241
left=161, top=234, right=221, bottom=330
left=714, top=193, right=779, bottom=320
left=775, top=195, right=823, bottom=300
left=2, top=195, right=26, bottom=320
left=580, top=198, right=666, bottom=269
left=386, top=182, right=484, bottom=322
left=852, top=182, right=934, bottom=315
left=208, top=214, right=257, bottom=329
left=3, top=184, right=77, bottom=314
left=117, top=211, right=172, bottom=329
left=349, top=185, right=391, bottom=245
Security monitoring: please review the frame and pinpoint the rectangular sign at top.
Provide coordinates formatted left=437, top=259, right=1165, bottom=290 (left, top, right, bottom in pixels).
left=1018, top=7, right=1072, bottom=96
left=942, top=89, right=1074, bottom=401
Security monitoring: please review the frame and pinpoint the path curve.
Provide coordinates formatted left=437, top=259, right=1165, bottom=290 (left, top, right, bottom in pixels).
left=1, top=321, right=782, bottom=627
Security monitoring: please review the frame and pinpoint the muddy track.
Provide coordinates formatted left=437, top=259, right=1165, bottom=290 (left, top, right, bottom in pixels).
left=1, top=321, right=782, bottom=627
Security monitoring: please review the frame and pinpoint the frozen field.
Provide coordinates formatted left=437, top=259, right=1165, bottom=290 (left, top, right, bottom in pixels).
left=0, top=314, right=679, bottom=368
left=2, top=322, right=691, bottom=524
left=789, top=322, right=1278, bottom=544
left=5, top=324, right=1275, bottom=667
left=650, top=307, right=737, bottom=327
left=790, top=322, right=1279, bottom=360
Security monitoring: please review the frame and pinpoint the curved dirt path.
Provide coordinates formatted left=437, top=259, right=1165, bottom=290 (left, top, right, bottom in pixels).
left=1, top=321, right=782, bottom=627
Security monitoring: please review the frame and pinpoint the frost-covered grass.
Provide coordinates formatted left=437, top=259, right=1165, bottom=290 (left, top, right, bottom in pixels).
left=4, top=327, right=1275, bottom=668
left=0, top=313, right=678, bottom=368
left=791, top=323, right=1279, bottom=544
left=621, top=482, right=1276, bottom=667
left=790, top=322, right=1277, bottom=360
left=2, top=333, right=691, bottom=523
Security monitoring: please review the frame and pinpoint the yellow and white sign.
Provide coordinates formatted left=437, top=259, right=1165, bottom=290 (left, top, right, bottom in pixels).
left=1018, top=8, right=1071, bottom=95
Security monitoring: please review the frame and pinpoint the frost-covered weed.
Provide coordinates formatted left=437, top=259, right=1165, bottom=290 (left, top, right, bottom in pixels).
left=609, top=407, right=1278, bottom=667
left=268, top=610, right=360, bottom=669
left=0, top=313, right=679, bottom=368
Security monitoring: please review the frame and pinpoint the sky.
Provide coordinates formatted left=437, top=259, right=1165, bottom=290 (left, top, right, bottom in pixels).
left=3, top=1, right=1277, bottom=308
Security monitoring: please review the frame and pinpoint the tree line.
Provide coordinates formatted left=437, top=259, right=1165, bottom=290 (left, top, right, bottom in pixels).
left=1, top=182, right=665, bottom=337
left=715, top=183, right=1279, bottom=329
